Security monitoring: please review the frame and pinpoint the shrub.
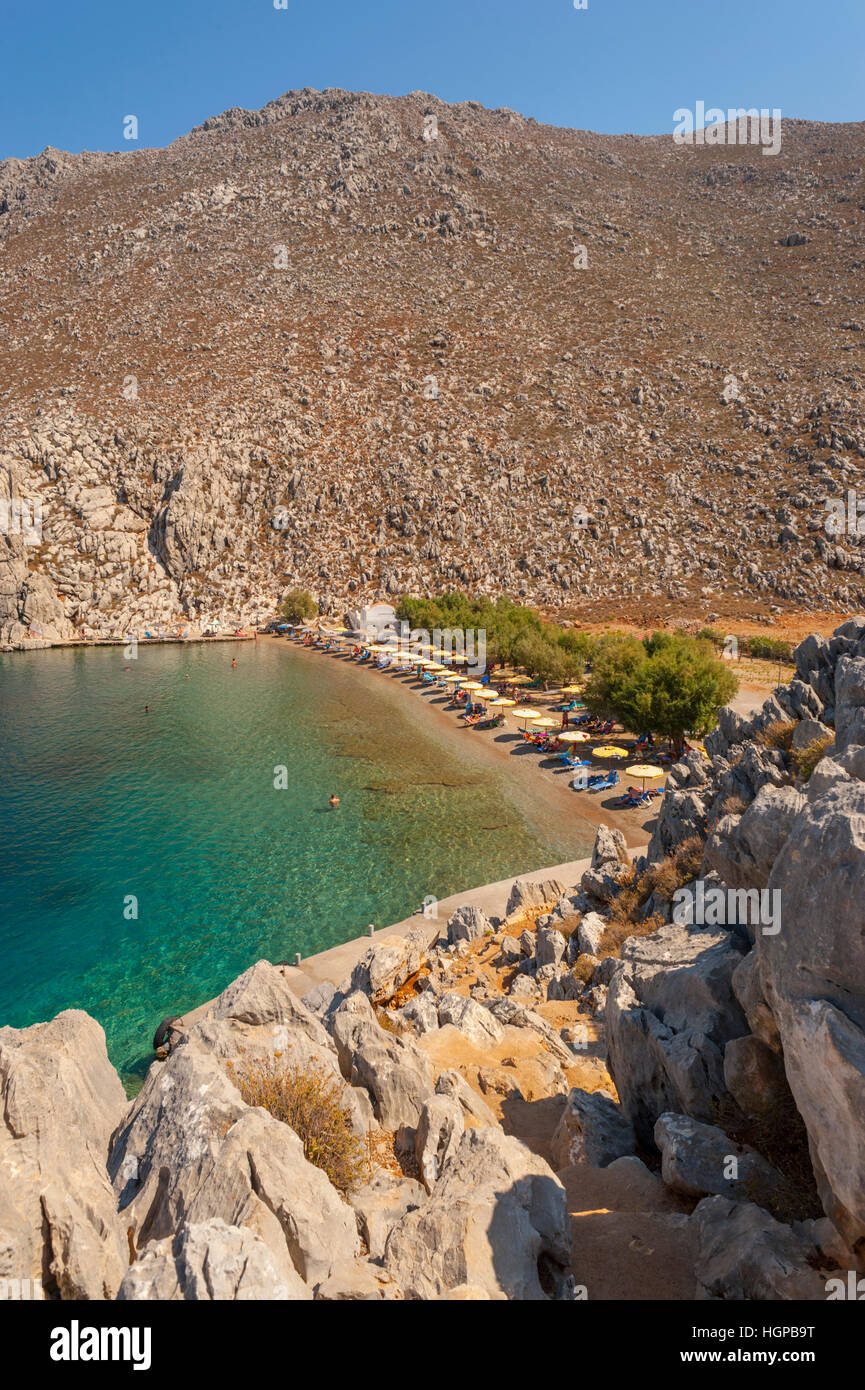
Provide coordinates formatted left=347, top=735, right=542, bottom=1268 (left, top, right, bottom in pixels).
left=741, top=635, right=794, bottom=663
left=756, top=719, right=796, bottom=752
left=791, top=734, right=834, bottom=782
left=280, top=588, right=318, bottom=622
left=229, top=1056, right=365, bottom=1193
left=598, top=837, right=704, bottom=957
left=572, top=955, right=597, bottom=986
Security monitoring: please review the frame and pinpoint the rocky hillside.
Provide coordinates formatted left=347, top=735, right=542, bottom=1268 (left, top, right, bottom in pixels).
left=1, top=618, right=863, bottom=1299
left=1, top=89, right=864, bottom=644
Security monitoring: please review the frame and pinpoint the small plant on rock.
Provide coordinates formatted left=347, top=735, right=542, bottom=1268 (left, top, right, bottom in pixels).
left=791, top=734, right=834, bottom=782
left=229, top=1055, right=365, bottom=1194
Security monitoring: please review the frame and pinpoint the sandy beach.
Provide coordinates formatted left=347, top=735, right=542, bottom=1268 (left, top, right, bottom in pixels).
left=270, top=636, right=663, bottom=848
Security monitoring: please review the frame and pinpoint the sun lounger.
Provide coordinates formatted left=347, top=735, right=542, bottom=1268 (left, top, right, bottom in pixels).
left=589, top=770, right=619, bottom=793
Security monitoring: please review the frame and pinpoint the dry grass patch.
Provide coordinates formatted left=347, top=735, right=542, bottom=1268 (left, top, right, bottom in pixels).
left=756, top=719, right=796, bottom=752
left=598, top=837, right=705, bottom=958
left=791, top=734, right=834, bottom=782
left=715, top=1092, right=823, bottom=1225
left=229, top=1055, right=366, bottom=1194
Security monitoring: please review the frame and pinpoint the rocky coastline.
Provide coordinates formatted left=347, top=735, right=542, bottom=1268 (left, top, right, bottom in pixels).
left=2, top=616, right=864, bottom=1300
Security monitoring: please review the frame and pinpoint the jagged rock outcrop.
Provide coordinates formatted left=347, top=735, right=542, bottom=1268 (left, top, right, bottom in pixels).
left=117, top=1219, right=310, bottom=1301
left=551, top=1087, right=636, bottom=1170
left=605, top=920, right=747, bottom=1146
left=384, top=1128, right=572, bottom=1300
left=0, top=1011, right=129, bottom=1300
left=692, top=1198, right=831, bottom=1301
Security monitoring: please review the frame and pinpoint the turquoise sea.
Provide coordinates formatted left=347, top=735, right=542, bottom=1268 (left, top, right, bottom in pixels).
left=0, top=640, right=592, bottom=1087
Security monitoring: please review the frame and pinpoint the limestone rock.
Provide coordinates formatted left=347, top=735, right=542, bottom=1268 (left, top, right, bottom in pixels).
left=314, top=1258, right=403, bottom=1300
left=437, top=992, right=504, bottom=1046
left=446, top=904, right=491, bottom=945
left=551, top=1087, right=636, bottom=1170
left=759, top=777, right=865, bottom=1252
left=504, top=878, right=567, bottom=924
left=723, top=1034, right=788, bottom=1115
left=605, top=920, right=747, bottom=1145
left=434, top=1070, right=498, bottom=1127
left=654, top=1112, right=781, bottom=1205
left=693, top=1197, right=829, bottom=1300
left=345, top=1023, right=435, bottom=1129
left=109, top=1040, right=359, bottom=1288
left=117, top=1219, right=310, bottom=1301
left=577, top=911, right=607, bottom=957
left=415, top=1095, right=465, bottom=1189
left=0, top=1010, right=128, bottom=1300
left=703, top=784, right=805, bottom=890
left=384, top=1128, right=571, bottom=1300
left=347, top=1174, right=426, bottom=1258
left=350, top=927, right=429, bottom=1004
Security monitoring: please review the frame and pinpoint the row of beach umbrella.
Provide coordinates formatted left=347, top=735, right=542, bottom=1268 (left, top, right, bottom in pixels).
left=317, top=633, right=667, bottom=793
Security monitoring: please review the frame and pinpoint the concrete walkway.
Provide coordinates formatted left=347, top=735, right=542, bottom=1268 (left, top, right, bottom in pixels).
left=175, top=850, right=647, bottom=1036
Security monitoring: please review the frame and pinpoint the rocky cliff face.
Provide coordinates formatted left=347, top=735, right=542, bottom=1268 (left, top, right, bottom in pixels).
left=1, top=91, right=864, bottom=644
left=601, top=616, right=865, bottom=1284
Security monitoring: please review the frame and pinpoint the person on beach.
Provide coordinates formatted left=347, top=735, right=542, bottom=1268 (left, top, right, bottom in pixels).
left=232, top=657, right=237, bottom=668
left=328, top=794, right=340, bottom=809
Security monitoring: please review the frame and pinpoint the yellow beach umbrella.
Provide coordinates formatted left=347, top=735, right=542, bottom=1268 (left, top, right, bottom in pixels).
left=489, top=697, right=515, bottom=708
left=532, top=716, right=558, bottom=730
left=477, top=689, right=500, bottom=702
left=512, top=706, right=537, bottom=719
left=560, top=685, right=583, bottom=694
left=558, top=731, right=589, bottom=744
left=625, top=764, right=665, bottom=791
left=505, top=674, right=531, bottom=685
left=462, top=681, right=483, bottom=693
left=594, top=745, right=629, bottom=758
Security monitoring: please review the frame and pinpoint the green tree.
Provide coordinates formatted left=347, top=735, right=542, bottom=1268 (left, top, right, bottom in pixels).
left=585, top=633, right=738, bottom=755
left=280, top=589, right=318, bottom=623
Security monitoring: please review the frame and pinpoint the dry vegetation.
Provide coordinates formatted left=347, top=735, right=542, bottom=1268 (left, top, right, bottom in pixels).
left=599, top=836, right=705, bottom=957
left=756, top=719, right=797, bottom=752
left=228, top=1054, right=366, bottom=1193
left=715, top=1092, right=824, bottom=1225
left=791, top=733, right=835, bottom=781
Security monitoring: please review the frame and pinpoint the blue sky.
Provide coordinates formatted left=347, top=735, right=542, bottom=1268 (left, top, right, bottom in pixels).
left=2, top=0, right=862, bottom=159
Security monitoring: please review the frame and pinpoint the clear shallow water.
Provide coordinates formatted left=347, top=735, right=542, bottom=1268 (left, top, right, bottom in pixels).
left=0, top=640, right=590, bottom=1085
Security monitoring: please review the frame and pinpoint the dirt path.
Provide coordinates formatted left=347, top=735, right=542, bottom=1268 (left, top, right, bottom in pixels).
left=408, top=917, right=699, bottom=1300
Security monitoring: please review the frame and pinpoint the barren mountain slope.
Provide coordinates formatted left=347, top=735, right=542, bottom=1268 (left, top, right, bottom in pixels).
left=1, top=88, right=863, bottom=641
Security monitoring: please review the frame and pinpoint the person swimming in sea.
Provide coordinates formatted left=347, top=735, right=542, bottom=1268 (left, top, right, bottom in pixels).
left=144, top=704, right=149, bottom=712
left=232, top=658, right=237, bottom=668
left=328, top=794, right=340, bottom=809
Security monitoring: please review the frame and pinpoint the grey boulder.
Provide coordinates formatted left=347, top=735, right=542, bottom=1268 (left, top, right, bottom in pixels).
left=0, top=1010, right=128, bottom=1300
left=551, top=1087, right=636, bottom=1170
left=384, top=1127, right=571, bottom=1300
left=117, top=1219, right=310, bottom=1301
left=654, top=1112, right=781, bottom=1205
